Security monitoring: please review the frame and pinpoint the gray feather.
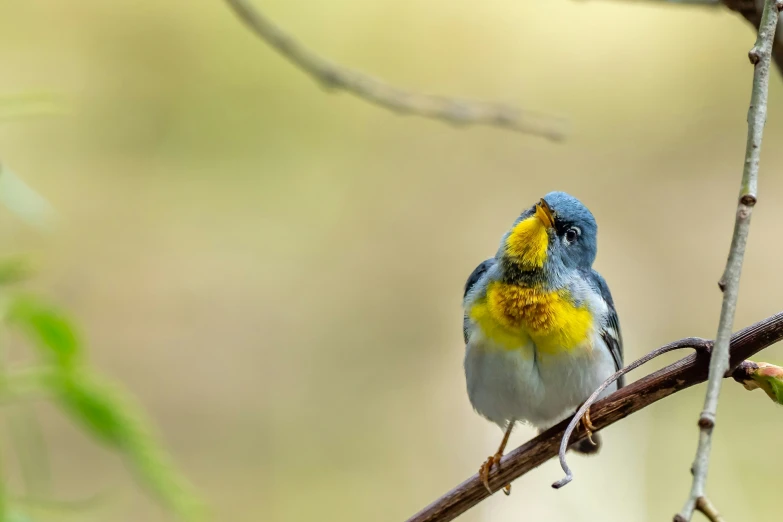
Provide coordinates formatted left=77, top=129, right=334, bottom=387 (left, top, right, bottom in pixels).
left=463, top=259, right=495, bottom=343
left=582, top=268, right=625, bottom=388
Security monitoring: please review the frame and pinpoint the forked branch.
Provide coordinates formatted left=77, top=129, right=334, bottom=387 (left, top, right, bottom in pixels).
left=406, top=311, right=783, bottom=522
left=552, top=337, right=713, bottom=489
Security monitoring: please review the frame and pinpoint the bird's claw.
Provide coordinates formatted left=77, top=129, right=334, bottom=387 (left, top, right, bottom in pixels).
left=479, top=453, right=511, bottom=495
left=580, top=406, right=597, bottom=446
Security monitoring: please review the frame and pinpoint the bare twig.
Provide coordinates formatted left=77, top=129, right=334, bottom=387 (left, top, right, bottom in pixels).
left=584, top=1, right=783, bottom=74
left=676, top=1, right=780, bottom=520
left=406, top=312, right=783, bottom=522
left=696, top=496, right=726, bottom=522
left=552, top=337, right=713, bottom=489
left=221, top=0, right=566, bottom=140
left=584, top=0, right=720, bottom=4
left=724, top=0, right=783, bottom=73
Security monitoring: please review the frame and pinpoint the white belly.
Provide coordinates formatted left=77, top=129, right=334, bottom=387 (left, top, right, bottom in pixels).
left=464, top=330, right=618, bottom=430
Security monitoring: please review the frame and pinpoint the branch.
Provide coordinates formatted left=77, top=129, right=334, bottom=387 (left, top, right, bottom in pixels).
left=552, top=337, right=713, bottom=489
left=405, top=311, right=783, bottom=522
left=585, top=0, right=721, bottom=4
left=724, top=0, right=783, bottom=73
left=221, top=0, right=566, bottom=140
left=696, top=496, right=726, bottom=522
left=584, top=1, right=783, bottom=74
left=676, top=1, right=780, bottom=520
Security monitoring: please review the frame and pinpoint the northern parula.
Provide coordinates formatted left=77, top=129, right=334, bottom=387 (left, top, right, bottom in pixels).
left=462, top=191, right=624, bottom=494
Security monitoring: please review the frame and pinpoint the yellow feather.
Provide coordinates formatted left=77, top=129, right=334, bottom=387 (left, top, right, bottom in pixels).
left=469, top=282, right=593, bottom=355
left=504, top=216, right=549, bottom=269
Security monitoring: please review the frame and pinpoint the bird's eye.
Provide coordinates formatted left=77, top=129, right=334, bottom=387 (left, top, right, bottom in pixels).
left=564, top=227, right=580, bottom=244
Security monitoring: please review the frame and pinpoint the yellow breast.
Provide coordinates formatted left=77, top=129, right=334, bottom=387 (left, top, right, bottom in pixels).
left=469, top=281, right=593, bottom=354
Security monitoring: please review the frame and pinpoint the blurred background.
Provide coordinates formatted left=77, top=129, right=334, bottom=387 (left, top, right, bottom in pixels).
left=0, top=0, right=782, bottom=521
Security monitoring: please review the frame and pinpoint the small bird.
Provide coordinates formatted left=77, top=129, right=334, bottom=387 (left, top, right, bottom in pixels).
left=462, top=191, right=623, bottom=495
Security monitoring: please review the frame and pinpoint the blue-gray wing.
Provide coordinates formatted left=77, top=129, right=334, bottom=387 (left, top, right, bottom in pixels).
left=584, top=269, right=625, bottom=388
left=463, top=258, right=495, bottom=343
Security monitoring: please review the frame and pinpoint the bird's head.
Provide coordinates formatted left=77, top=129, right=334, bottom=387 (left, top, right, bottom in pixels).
left=498, top=191, right=598, bottom=283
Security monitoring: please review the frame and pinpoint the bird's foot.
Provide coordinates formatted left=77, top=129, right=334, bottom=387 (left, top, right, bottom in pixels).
left=579, top=405, right=597, bottom=446
left=479, top=453, right=512, bottom=496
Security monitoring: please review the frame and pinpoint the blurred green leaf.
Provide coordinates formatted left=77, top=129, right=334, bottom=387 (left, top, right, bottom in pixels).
left=6, top=296, right=80, bottom=368
left=12, top=490, right=120, bottom=522
left=12, top=491, right=115, bottom=513
left=0, top=369, right=60, bottom=402
left=0, top=164, right=56, bottom=231
left=0, top=257, right=33, bottom=286
left=58, top=373, right=126, bottom=447
left=0, top=91, right=70, bottom=122
left=7, top=405, right=52, bottom=497
left=58, top=370, right=206, bottom=521
left=7, top=511, right=32, bottom=522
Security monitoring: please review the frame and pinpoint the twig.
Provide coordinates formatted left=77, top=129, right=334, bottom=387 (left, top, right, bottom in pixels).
left=724, top=0, right=783, bottom=73
left=406, top=311, right=783, bottom=522
left=676, top=1, right=780, bottom=520
left=583, top=1, right=783, bottom=74
left=581, top=0, right=721, bottom=4
left=221, top=0, right=566, bottom=140
left=696, top=496, right=725, bottom=522
left=552, top=337, right=713, bottom=489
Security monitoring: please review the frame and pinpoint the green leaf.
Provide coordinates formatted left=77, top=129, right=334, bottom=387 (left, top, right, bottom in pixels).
left=57, top=371, right=206, bottom=521
left=755, top=363, right=783, bottom=405
left=0, top=257, right=32, bottom=286
left=7, top=511, right=33, bottom=522
left=735, top=361, right=783, bottom=405
left=58, top=373, right=127, bottom=447
left=6, top=296, right=80, bottom=368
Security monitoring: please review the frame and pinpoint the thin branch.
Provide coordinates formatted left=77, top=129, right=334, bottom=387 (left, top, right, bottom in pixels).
left=221, top=0, right=566, bottom=140
left=724, top=0, right=783, bottom=73
left=676, top=1, right=780, bottom=520
left=406, top=311, right=783, bottom=522
left=584, top=0, right=721, bottom=4
left=585, top=1, right=783, bottom=74
left=696, top=496, right=726, bottom=522
left=552, top=337, right=713, bottom=489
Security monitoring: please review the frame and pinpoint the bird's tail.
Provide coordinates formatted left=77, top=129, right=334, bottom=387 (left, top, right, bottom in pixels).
left=570, top=432, right=601, bottom=455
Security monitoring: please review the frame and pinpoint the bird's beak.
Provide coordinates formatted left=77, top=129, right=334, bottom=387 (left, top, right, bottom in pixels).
left=535, top=198, right=555, bottom=229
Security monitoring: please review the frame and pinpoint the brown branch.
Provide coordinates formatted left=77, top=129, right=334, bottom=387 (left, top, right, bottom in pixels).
left=405, top=311, right=783, bottom=522
left=221, top=0, right=566, bottom=140
left=552, top=337, right=713, bottom=489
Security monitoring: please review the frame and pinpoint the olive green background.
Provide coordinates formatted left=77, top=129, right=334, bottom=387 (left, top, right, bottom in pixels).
left=1, top=1, right=782, bottom=521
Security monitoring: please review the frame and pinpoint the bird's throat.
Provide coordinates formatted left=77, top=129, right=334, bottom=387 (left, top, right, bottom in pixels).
left=504, top=216, right=550, bottom=270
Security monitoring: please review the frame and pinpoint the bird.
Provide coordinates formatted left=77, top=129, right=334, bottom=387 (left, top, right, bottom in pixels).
left=462, top=191, right=624, bottom=495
